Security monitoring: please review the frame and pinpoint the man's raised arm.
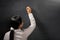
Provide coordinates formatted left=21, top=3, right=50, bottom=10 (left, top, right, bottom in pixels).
left=24, top=6, right=36, bottom=37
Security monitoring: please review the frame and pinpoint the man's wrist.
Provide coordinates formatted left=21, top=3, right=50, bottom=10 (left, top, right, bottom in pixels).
left=27, top=12, right=32, bottom=15
left=28, top=13, right=32, bottom=17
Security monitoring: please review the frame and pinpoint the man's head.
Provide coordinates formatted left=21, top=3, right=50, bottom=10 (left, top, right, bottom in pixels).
left=10, top=16, right=23, bottom=29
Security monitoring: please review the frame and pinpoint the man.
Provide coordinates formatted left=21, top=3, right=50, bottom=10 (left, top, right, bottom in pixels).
left=4, top=6, right=36, bottom=40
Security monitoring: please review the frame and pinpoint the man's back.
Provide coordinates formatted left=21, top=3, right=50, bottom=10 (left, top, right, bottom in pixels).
left=4, top=13, right=36, bottom=40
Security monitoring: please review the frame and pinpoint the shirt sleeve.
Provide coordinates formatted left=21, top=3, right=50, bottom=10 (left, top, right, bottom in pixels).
left=24, top=13, right=36, bottom=37
left=4, top=31, right=10, bottom=40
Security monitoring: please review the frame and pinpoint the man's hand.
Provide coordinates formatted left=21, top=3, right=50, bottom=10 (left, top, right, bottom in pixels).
left=26, top=6, right=32, bottom=14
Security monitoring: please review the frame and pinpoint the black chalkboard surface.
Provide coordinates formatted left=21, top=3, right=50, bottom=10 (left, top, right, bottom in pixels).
left=0, top=0, right=60, bottom=40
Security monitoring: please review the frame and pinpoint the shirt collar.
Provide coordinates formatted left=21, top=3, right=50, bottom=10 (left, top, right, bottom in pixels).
left=15, top=29, right=23, bottom=32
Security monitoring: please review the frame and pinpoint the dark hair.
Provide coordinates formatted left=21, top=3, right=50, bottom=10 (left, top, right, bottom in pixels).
left=10, top=30, right=14, bottom=40
left=10, top=16, right=22, bottom=29
left=9, top=15, right=23, bottom=40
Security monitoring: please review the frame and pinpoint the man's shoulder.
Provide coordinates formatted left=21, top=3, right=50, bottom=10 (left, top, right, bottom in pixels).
left=5, top=31, right=10, bottom=36
left=4, top=31, right=10, bottom=40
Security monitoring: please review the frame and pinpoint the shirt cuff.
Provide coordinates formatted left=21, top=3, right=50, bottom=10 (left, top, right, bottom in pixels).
left=28, top=13, right=33, bottom=19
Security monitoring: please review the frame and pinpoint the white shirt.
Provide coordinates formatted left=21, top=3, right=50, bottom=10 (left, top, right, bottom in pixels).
left=4, top=13, right=36, bottom=40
